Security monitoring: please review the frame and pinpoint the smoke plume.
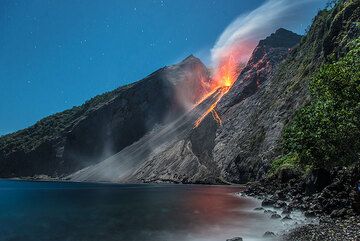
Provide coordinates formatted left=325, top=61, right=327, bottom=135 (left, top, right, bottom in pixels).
left=211, top=0, right=323, bottom=68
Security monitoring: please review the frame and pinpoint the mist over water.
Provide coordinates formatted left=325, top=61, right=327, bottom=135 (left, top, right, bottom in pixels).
left=0, top=180, right=296, bottom=241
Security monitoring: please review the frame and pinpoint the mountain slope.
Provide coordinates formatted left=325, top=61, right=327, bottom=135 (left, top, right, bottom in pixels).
left=75, top=0, right=359, bottom=184
left=127, top=28, right=303, bottom=183
left=217, top=0, right=359, bottom=183
left=0, top=56, right=209, bottom=178
left=68, top=28, right=302, bottom=183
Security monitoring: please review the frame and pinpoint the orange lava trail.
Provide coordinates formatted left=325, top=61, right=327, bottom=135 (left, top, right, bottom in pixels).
left=211, top=110, right=222, bottom=126
left=193, top=54, right=240, bottom=128
left=193, top=86, right=230, bottom=128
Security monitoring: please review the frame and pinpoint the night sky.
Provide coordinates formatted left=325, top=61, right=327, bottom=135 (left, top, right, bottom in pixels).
left=0, top=0, right=326, bottom=135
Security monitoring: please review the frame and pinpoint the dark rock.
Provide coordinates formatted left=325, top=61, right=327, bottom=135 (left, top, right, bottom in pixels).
left=273, top=200, right=287, bottom=209
left=282, top=206, right=293, bottom=215
left=264, top=210, right=276, bottom=215
left=263, top=231, right=276, bottom=238
left=304, top=210, right=316, bottom=218
left=330, top=208, right=347, bottom=218
left=226, top=237, right=243, bottom=241
left=305, top=168, right=332, bottom=195
left=282, top=214, right=292, bottom=220
left=278, top=167, right=301, bottom=183
left=262, top=198, right=276, bottom=207
left=350, top=189, right=360, bottom=214
left=271, top=213, right=281, bottom=219
left=254, top=207, right=264, bottom=211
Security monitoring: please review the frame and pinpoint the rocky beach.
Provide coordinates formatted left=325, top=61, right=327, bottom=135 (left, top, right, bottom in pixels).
left=243, top=164, right=360, bottom=240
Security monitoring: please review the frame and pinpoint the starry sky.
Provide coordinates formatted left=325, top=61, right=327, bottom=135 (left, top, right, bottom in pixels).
left=0, top=0, right=326, bottom=136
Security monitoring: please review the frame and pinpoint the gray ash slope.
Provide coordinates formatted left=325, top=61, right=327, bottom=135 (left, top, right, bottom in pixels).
left=128, top=28, right=304, bottom=184
left=0, top=55, right=209, bottom=178
left=78, top=0, right=359, bottom=184
left=69, top=28, right=303, bottom=183
left=68, top=88, right=227, bottom=182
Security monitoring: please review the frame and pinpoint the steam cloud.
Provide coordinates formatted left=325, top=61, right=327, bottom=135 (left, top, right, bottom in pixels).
left=211, top=0, right=323, bottom=67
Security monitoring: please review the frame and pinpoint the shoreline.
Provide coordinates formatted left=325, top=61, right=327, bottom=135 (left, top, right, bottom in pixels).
left=243, top=165, right=360, bottom=240
left=237, top=192, right=319, bottom=240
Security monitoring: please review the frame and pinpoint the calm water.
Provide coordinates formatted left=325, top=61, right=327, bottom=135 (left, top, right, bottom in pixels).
left=0, top=180, right=281, bottom=241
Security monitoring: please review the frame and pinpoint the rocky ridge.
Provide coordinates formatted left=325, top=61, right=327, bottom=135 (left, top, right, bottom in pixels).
left=0, top=56, right=209, bottom=178
left=101, top=28, right=303, bottom=184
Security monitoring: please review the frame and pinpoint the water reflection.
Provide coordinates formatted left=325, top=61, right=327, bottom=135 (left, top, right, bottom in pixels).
left=0, top=181, right=275, bottom=241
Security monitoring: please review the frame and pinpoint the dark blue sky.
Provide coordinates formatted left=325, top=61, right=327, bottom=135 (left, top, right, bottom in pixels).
left=0, top=0, right=326, bottom=135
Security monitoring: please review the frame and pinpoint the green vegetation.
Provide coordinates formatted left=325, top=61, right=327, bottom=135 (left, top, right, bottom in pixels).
left=278, top=39, right=360, bottom=171
left=269, top=153, right=300, bottom=175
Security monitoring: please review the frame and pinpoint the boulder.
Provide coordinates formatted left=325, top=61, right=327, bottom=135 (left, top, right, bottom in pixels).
left=305, top=168, right=332, bottom=195
left=271, top=213, right=281, bottom=219
left=226, top=237, right=243, bottom=241
left=304, top=210, right=316, bottom=218
left=262, top=198, right=276, bottom=207
left=263, top=231, right=276, bottom=238
left=282, top=214, right=292, bottom=220
left=278, top=167, right=300, bottom=183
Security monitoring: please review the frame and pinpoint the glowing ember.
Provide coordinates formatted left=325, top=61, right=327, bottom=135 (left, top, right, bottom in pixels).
left=193, top=53, right=241, bottom=128
left=194, top=86, right=229, bottom=128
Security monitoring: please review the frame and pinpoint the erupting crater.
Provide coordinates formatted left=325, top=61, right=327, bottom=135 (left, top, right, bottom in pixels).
left=193, top=55, right=240, bottom=128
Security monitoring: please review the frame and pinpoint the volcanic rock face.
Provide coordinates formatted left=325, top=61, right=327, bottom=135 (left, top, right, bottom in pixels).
left=0, top=56, right=209, bottom=178
left=134, top=0, right=358, bottom=184
left=84, top=0, right=357, bottom=184
left=123, top=28, right=303, bottom=183
left=69, top=28, right=303, bottom=183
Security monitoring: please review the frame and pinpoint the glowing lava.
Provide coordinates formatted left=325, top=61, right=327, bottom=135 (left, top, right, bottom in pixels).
left=193, top=55, right=240, bottom=128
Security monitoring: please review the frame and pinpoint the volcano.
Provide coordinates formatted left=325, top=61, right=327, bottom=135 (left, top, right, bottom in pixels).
left=69, top=28, right=302, bottom=183
left=0, top=3, right=357, bottom=183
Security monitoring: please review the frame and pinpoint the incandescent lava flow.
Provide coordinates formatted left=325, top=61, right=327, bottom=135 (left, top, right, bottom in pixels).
left=193, top=55, right=240, bottom=128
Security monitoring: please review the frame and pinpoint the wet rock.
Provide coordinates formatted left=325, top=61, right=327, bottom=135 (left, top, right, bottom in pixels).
left=271, top=213, right=281, bottom=219
left=282, top=214, right=292, bottom=221
left=254, top=207, right=264, bottom=211
left=263, top=231, right=276, bottom=238
left=282, top=206, right=293, bottom=215
left=278, top=167, right=301, bottom=183
left=273, top=200, right=287, bottom=209
left=226, top=237, right=243, bottom=241
left=275, top=190, right=287, bottom=201
left=304, top=210, right=316, bottom=218
left=262, top=198, right=276, bottom=207
left=264, top=210, right=276, bottom=215
left=305, top=168, right=331, bottom=195
left=330, top=208, right=347, bottom=218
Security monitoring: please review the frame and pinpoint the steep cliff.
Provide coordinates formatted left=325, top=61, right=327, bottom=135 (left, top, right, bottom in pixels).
left=0, top=56, right=209, bottom=178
